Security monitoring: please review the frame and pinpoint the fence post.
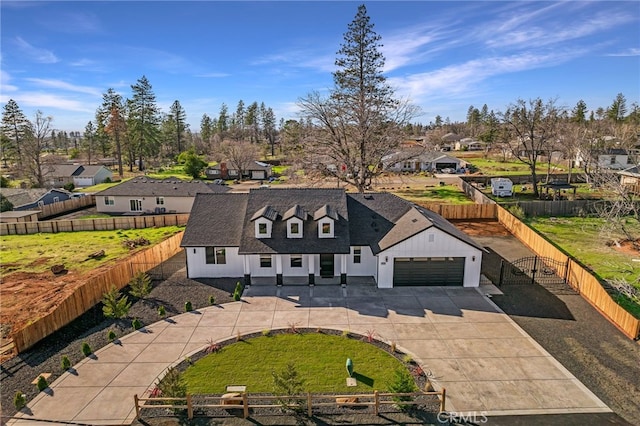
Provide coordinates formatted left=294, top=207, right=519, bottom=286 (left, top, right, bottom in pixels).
left=242, top=392, right=249, bottom=418
left=531, top=256, right=538, bottom=285
left=374, top=390, right=379, bottom=415
left=498, top=259, right=504, bottom=286
left=187, top=394, right=193, bottom=420
left=307, top=392, right=312, bottom=417
left=440, top=388, right=446, bottom=412
left=134, top=394, right=140, bottom=419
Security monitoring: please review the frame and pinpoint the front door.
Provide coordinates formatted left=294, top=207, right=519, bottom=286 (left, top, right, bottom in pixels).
left=319, top=254, right=334, bottom=278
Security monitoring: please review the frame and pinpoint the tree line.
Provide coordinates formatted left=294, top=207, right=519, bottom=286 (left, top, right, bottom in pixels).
left=1, top=4, right=638, bottom=194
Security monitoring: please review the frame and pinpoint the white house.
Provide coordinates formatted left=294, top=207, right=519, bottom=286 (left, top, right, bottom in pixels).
left=454, top=138, right=484, bottom=151
left=181, top=188, right=484, bottom=288
left=42, top=164, right=113, bottom=188
left=575, top=148, right=633, bottom=171
left=95, top=177, right=229, bottom=215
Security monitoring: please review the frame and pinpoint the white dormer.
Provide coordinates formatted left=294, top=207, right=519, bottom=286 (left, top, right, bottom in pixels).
left=283, top=204, right=305, bottom=239
left=251, top=205, right=278, bottom=239
left=314, top=204, right=337, bottom=239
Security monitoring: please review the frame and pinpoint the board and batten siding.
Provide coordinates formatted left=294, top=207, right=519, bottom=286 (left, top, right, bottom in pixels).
left=186, top=247, right=244, bottom=278
left=377, top=228, right=482, bottom=288
left=346, top=246, right=377, bottom=279
left=97, top=196, right=196, bottom=214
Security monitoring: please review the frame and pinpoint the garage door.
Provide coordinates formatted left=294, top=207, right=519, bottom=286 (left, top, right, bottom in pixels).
left=393, top=257, right=465, bottom=286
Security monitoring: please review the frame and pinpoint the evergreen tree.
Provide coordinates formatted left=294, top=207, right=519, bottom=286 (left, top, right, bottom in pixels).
left=83, top=121, right=96, bottom=164
left=298, top=4, right=417, bottom=192
left=571, top=100, right=588, bottom=124
left=1, top=99, right=31, bottom=167
left=217, top=103, right=229, bottom=135
left=128, top=76, right=161, bottom=171
left=607, top=93, right=627, bottom=123
left=99, top=88, right=126, bottom=176
left=169, top=100, right=187, bottom=154
left=200, top=113, right=213, bottom=145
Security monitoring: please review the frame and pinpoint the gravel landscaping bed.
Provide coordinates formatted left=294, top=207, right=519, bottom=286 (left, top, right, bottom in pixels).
left=0, top=255, right=237, bottom=422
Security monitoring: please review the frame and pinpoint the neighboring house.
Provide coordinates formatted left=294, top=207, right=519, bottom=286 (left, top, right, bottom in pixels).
left=95, top=177, right=229, bottom=215
left=0, top=210, right=40, bottom=223
left=454, top=138, right=484, bottom=151
left=382, top=151, right=466, bottom=173
left=181, top=188, right=484, bottom=288
left=575, top=148, right=633, bottom=171
left=619, top=165, right=640, bottom=186
left=205, top=161, right=272, bottom=180
left=0, top=188, right=73, bottom=211
left=43, top=164, right=113, bottom=188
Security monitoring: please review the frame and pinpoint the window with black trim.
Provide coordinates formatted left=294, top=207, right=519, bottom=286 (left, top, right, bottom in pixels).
left=104, top=196, right=115, bottom=206
left=260, top=255, right=272, bottom=267
left=353, top=247, right=361, bottom=264
left=156, top=197, right=164, bottom=205
left=291, top=255, right=302, bottom=267
left=259, top=223, right=268, bottom=234
left=322, top=223, right=331, bottom=234
left=205, top=247, right=226, bottom=264
left=290, top=222, right=299, bottom=234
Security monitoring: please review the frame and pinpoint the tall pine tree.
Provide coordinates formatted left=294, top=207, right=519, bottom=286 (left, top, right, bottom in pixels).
left=128, top=76, right=160, bottom=171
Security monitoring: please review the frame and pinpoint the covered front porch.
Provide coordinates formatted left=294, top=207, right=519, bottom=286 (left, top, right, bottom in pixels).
left=249, top=275, right=377, bottom=286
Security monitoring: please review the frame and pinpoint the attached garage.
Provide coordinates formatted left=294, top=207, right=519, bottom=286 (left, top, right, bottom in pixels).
left=393, top=257, right=465, bottom=286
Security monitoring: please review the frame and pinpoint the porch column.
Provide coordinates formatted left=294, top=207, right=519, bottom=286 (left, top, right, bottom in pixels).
left=276, top=255, right=283, bottom=286
left=340, top=254, right=347, bottom=285
left=308, top=255, right=315, bottom=285
left=243, top=255, right=251, bottom=286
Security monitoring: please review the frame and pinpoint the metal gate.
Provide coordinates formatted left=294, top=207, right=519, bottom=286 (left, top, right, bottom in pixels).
left=499, top=256, right=568, bottom=287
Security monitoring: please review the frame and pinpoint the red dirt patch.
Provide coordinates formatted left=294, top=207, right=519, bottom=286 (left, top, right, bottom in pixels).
left=609, top=239, right=640, bottom=256
left=451, top=219, right=511, bottom=237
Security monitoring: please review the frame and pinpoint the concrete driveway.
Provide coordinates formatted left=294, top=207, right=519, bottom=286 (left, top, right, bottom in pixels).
left=9, top=284, right=609, bottom=425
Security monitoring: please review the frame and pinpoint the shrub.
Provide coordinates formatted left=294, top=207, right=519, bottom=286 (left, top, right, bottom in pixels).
left=262, top=329, right=271, bottom=336
left=102, top=286, right=132, bottom=319
left=158, top=305, right=166, bottom=317
left=81, top=342, right=92, bottom=357
left=36, top=375, right=48, bottom=391
left=132, top=318, right=142, bottom=330
left=233, top=281, right=243, bottom=301
left=129, top=272, right=152, bottom=299
left=107, top=329, right=117, bottom=341
left=61, top=355, right=71, bottom=370
left=342, top=330, right=350, bottom=338
left=402, top=354, right=413, bottom=364
left=104, top=177, right=112, bottom=183
left=205, top=339, right=221, bottom=354
left=184, top=301, right=193, bottom=312
left=387, top=367, right=417, bottom=410
left=157, top=367, right=187, bottom=413
left=508, top=204, right=525, bottom=219
left=13, top=391, right=26, bottom=410
left=272, top=362, right=305, bottom=412
left=63, top=182, right=75, bottom=192
left=209, top=295, right=216, bottom=305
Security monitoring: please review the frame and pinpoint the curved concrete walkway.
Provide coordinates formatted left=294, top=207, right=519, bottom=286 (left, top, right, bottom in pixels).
left=9, top=285, right=609, bottom=425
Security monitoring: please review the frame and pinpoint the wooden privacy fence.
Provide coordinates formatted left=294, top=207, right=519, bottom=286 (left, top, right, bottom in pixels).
left=134, top=389, right=446, bottom=420
left=0, top=214, right=190, bottom=235
left=500, top=200, right=602, bottom=217
left=497, top=206, right=640, bottom=339
left=10, top=232, right=184, bottom=353
left=425, top=203, right=496, bottom=220
left=37, top=195, right=96, bottom=219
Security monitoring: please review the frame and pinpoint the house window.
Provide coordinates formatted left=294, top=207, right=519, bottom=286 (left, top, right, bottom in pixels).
left=353, top=247, right=361, bottom=264
left=130, top=199, right=143, bottom=212
left=322, top=223, right=331, bottom=234
left=104, top=196, right=115, bottom=206
left=38, top=201, right=44, bottom=207
left=260, top=255, right=272, bottom=268
left=259, top=223, right=268, bottom=235
left=291, top=255, right=302, bottom=268
left=290, top=222, right=299, bottom=234
left=156, top=197, right=164, bottom=205
left=610, top=156, right=616, bottom=165
left=205, top=247, right=226, bottom=264
left=53, top=197, right=60, bottom=202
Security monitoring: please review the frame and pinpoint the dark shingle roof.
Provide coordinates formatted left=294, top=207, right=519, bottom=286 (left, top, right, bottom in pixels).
left=251, top=205, right=279, bottom=221
left=0, top=188, right=71, bottom=208
left=182, top=188, right=483, bottom=254
left=238, top=188, right=350, bottom=254
left=95, top=177, right=226, bottom=197
left=180, top=193, right=249, bottom=247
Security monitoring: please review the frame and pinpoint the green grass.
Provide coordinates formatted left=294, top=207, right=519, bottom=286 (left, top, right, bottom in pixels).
left=467, top=157, right=571, bottom=176
left=77, top=213, right=113, bottom=219
left=271, top=165, right=290, bottom=175
left=0, top=226, right=183, bottom=276
left=526, top=216, right=640, bottom=317
left=392, top=186, right=474, bottom=205
left=80, top=179, right=129, bottom=193
left=182, top=333, right=413, bottom=394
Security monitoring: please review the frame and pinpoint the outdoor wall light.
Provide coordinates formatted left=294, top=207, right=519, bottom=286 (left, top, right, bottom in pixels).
left=385, top=256, right=388, bottom=262
left=472, top=256, right=476, bottom=262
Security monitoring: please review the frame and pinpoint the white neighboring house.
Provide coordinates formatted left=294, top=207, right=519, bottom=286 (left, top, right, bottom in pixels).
left=575, top=148, right=633, bottom=171
left=181, top=188, right=484, bottom=288
left=491, top=178, right=513, bottom=197
left=382, top=151, right=466, bottom=173
left=454, top=138, right=484, bottom=151
left=42, top=164, right=113, bottom=188
left=95, top=177, right=229, bottom=215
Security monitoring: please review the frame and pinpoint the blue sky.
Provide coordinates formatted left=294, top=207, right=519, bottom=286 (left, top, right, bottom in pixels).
left=1, top=1, right=638, bottom=132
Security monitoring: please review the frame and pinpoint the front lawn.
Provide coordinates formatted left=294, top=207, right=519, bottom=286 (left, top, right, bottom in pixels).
left=526, top=216, right=640, bottom=317
left=0, top=226, right=183, bottom=276
left=182, top=333, right=414, bottom=394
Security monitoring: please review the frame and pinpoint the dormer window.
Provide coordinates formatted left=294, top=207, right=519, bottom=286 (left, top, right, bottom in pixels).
left=314, top=204, right=337, bottom=239
left=322, top=223, right=331, bottom=234
left=251, top=205, right=278, bottom=239
left=283, top=204, right=305, bottom=239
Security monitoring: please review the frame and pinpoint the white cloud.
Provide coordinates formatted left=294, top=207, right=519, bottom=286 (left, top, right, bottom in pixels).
left=606, top=48, right=640, bottom=57
left=4, top=92, right=94, bottom=113
left=14, top=37, right=59, bottom=64
left=24, top=78, right=102, bottom=97
left=1, top=70, right=18, bottom=92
